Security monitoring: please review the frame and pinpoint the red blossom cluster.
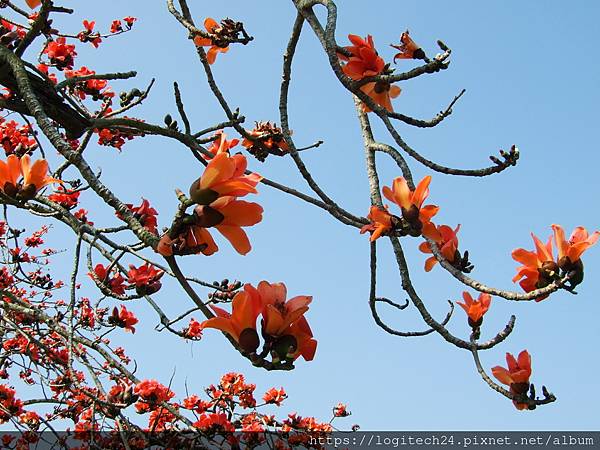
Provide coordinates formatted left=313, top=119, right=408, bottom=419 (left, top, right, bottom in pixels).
left=64, top=66, right=112, bottom=101
left=0, top=118, right=37, bottom=157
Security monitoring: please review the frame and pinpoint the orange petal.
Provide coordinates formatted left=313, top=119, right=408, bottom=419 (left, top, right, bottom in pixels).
left=215, top=225, right=251, bottom=255
left=204, top=18, right=219, bottom=33
left=26, top=0, right=41, bottom=8
left=201, top=317, right=238, bottom=341
left=491, top=366, right=513, bottom=386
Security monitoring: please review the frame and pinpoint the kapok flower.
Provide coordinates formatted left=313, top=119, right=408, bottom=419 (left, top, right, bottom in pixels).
left=0, top=154, right=62, bottom=200
left=456, top=291, right=491, bottom=328
left=241, top=121, right=289, bottom=162
left=333, top=403, right=351, bottom=417
left=48, top=186, right=80, bottom=209
left=201, top=287, right=263, bottom=353
left=193, top=413, right=235, bottom=433
left=250, top=281, right=317, bottom=362
left=193, top=18, right=230, bottom=65
left=391, top=30, right=425, bottom=61
left=157, top=224, right=218, bottom=257
left=263, top=387, right=287, bottom=406
left=382, top=175, right=438, bottom=236
left=127, top=263, right=164, bottom=295
left=552, top=224, right=598, bottom=270
left=108, top=306, right=139, bottom=333
left=43, top=37, right=77, bottom=70
left=26, top=0, right=41, bottom=8
left=117, top=199, right=158, bottom=234
left=88, top=263, right=126, bottom=295
left=491, top=350, right=532, bottom=410
left=418, top=224, right=460, bottom=272
left=338, top=34, right=401, bottom=112
left=188, top=152, right=262, bottom=205
left=134, top=380, right=174, bottom=413
left=360, top=205, right=394, bottom=241
left=512, top=233, right=557, bottom=301
left=196, top=196, right=264, bottom=255
left=339, top=35, right=385, bottom=80
left=204, top=131, right=239, bottom=160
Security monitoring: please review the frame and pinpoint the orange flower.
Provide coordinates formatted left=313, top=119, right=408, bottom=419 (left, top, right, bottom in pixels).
left=418, top=224, right=460, bottom=271
left=188, top=152, right=262, bottom=205
left=202, top=288, right=263, bottom=353
left=382, top=176, right=439, bottom=236
left=491, top=350, right=532, bottom=410
left=26, top=0, right=41, bottom=8
left=156, top=224, right=218, bottom=257
left=339, top=34, right=401, bottom=112
left=391, top=31, right=425, bottom=62
left=360, top=205, right=394, bottom=241
left=249, top=281, right=317, bottom=361
left=512, top=233, right=557, bottom=301
left=204, top=131, right=239, bottom=160
left=0, top=155, right=61, bottom=200
left=360, top=81, right=401, bottom=113
left=552, top=224, right=599, bottom=267
left=193, top=18, right=229, bottom=65
left=241, top=121, right=289, bottom=162
left=456, top=291, right=491, bottom=327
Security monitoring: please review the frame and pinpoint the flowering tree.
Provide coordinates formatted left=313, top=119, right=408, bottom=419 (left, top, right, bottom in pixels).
left=0, top=0, right=597, bottom=447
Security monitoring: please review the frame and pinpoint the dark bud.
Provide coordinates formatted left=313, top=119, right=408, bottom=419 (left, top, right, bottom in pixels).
left=511, top=382, right=530, bottom=395
left=540, top=261, right=559, bottom=279
left=238, top=328, right=260, bottom=353
left=272, top=335, right=298, bottom=360
left=135, top=281, right=162, bottom=296
left=194, top=205, right=225, bottom=228
left=189, top=177, right=220, bottom=205
left=17, top=184, right=38, bottom=201
left=164, top=114, right=173, bottom=126
left=413, top=48, right=426, bottom=60
left=468, top=317, right=483, bottom=329
left=401, top=205, right=420, bottom=224
left=2, top=182, right=18, bottom=198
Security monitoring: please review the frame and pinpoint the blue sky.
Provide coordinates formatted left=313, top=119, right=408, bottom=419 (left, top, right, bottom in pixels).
left=9, top=0, right=600, bottom=431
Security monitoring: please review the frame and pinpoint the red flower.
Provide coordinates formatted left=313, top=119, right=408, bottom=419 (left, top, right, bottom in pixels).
left=73, top=208, right=93, bottom=226
left=491, top=350, right=532, bottom=410
left=127, top=263, right=164, bottom=295
left=25, top=0, right=41, bottom=8
left=43, top=37, right=77, bottom=70
left=263, top=387, right=286, bottom=406
left=391, top=31, right=425, bottom=61
left=123, top=17, right=137, bottom=28
left=193, top=413, right=235, bottom=433
left=418, top=224, right=460, bottom=271
left=193, top=18, right=230, bottom=65
left=0, top=384, right=23, bottom=424
left=117, top=199, right=158, bottom=234
left=456, top=291, right=491, bottom=328
left=339, top=34, right=401, bottom=112
left=88, top=263, right=126, bottom=295
left=48, top=186, right=80, bottom=209
left=64, top=67, right=109, bottom=100
left=108, top=306, right=139, bottom=333
left=110, top=20, right=123, bottom=34
left=183, top=318, right=203, bottom=339
left=333, top=402, right=350, bottom=417
left=78, top=20, right=102, bottom=48
left=552, top=224, right=599, bottom=268
left=134, top=380, right=174, bottom=413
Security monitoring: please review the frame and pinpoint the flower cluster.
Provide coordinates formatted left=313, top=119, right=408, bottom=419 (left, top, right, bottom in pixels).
left=0, top=118, right=37, bottom=157
left=512, top=225, right=598, bottom=300
left=157, top=152, right=263, bottom=256
left=64, top=66, right=112, bottom=101
left=202, top=281, right=317, bottom=363
left=43, top=37, right=77, bottom=70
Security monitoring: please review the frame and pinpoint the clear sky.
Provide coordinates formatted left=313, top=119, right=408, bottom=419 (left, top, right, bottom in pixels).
left=12, top=0, right=600, bottom=431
